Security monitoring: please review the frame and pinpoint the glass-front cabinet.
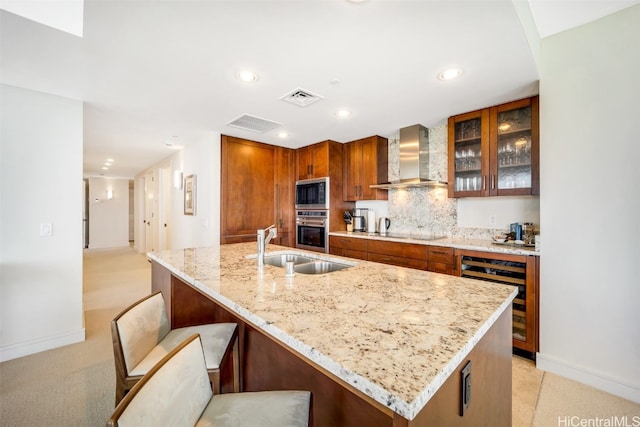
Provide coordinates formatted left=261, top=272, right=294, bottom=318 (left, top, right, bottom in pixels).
left=448, top=109, right=490, bottom=196
left=448, top=96, right=539, bottom=198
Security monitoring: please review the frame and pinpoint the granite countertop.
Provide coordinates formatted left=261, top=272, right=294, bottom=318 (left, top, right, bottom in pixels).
left=148, top=242, right=517, bottom=420
left=330, top=230, right=541, bottom=256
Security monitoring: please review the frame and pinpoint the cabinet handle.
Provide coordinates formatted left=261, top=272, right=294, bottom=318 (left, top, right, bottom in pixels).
left=359, top=185, right=363, bottom=196
left=491, top=174, right=495, bottom=190
left=482, top=175, right=487, bottom=191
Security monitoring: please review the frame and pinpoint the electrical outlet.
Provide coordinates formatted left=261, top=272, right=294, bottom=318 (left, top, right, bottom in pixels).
left=489, top=215, right=496, bottom=226
left=460, top=360, right=472, bottom=416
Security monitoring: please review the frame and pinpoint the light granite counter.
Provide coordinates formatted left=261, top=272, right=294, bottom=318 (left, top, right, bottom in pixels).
left=330, top=230, right=541, bottom=257
left=148, top=242, right=517, bottom=421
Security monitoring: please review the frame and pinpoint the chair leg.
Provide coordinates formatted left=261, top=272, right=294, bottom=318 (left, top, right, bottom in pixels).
left=115, top=382, right=127, bottom=406
left=210, top=371, right=221, bottom=394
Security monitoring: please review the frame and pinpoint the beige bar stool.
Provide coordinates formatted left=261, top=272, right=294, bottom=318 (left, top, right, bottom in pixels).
left=106, top=334, right=311, bottom=427
left=111, top=291, right=240, bottom=404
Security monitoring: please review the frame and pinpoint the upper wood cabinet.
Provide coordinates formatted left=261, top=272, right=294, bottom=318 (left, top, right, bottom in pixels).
left=448, top=96, right=539, bottom=198
left=296, top=140, right=341, bottom=180
left=221, top=135, right=294, bottom=246
left=343, top=136, right=388, bottom=201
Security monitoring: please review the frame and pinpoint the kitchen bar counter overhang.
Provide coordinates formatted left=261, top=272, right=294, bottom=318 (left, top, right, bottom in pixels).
left=147, top=242, right=517, bottom=422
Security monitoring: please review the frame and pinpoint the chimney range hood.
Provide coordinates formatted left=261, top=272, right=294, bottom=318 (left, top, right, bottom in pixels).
left=370, top=124, right=447, bottom=189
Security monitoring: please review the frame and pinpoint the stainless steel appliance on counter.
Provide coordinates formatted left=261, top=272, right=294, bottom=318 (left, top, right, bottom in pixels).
left=352, top=208, right=367, bottom=232
left=295, top=177, right=329, bottom=209
left=378, top=216, right=391, bottom=236
left=296, top=210, right=329, bottom=253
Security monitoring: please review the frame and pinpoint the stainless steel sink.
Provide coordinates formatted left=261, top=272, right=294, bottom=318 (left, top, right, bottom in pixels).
left=294, top=260, right=352, bottom=275
left=263, top=254, right=315, bottom=267
left=257, top=252, right=354, bottom=274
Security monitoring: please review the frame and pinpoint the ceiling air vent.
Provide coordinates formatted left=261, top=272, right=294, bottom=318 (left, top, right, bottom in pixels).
left=226, top=114, right=282, bottom=133
left=280, top=87, right=324, bottom=107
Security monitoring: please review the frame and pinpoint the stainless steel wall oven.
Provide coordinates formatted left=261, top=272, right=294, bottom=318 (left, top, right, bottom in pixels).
left=296, top=210, right=329, bottom=253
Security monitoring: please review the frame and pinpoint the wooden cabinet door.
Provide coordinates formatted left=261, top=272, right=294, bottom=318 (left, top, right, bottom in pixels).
left=309, top=142, right=329, bottom=178
left=274, top=147, right=295, bottom=247
left=448, top=108, right=490, bottom=198
left=343, top=136, right=388, bottom=201
left=360, top=136, right=387, bottom=200
left=343, top=141, right=362, bottom=200
left=221, top=136, right=276, bottom=244
left=489, top=96, right=539, bottom=196
left=296, top=147, right=312, bottom=180
left=296, top=142, right=329, bottom=179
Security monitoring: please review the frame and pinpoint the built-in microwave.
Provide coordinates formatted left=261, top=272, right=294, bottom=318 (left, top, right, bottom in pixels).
left=295, top=177, right=329, bottom=209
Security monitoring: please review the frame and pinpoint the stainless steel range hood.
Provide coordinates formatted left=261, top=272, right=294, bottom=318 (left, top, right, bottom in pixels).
left=370, top=124, right=447, bottom=189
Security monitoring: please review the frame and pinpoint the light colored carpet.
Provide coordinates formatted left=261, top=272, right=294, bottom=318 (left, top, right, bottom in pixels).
left=1, top=247, right=638, bottom=426
left=0, top=247, right=150, bottom=427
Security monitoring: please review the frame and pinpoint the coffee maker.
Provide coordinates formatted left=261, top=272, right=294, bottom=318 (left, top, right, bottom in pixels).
left=353, top=208, right=367, bottom=232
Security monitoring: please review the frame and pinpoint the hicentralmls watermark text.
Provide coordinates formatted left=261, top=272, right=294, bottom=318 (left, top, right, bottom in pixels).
left=558, top=416, right=640, bottom=427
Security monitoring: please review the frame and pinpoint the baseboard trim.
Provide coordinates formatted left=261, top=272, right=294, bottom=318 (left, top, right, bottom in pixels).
left=536, top=352, right=640, bottom=403
left=88, top=242, right=130, bottom=249
left=0, top=328, right=86, bottom=362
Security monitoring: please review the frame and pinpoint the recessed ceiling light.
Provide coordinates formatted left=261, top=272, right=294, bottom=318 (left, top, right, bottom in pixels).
left=237, top=70, right=258, bottom=83
left=106, top=158, right=114, bottom=162
left=278, top=131, right=288, bottom=138
left=336, top=109, right=351, bottom=118
left=102, top=166, right=109, bottom=170
left=438, top=68, right=463, bottom=81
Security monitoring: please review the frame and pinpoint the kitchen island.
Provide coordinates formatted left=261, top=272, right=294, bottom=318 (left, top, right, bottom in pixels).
left=148, top=242, right=517, bottom=426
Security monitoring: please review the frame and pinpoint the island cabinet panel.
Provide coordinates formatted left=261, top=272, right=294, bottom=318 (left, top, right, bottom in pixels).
left=153, top=263, right=513, bottom=427
left=409, top=307, right=513, bottom=427
left=221, top=135, right=295, bottom=247
left=367, top=240, right=428, bottom=270
left=328, top=235, right=368, bottom=260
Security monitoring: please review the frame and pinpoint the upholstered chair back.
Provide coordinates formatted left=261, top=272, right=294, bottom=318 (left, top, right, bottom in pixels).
left=115, top=293, right=171, bottom=374
left=114, top=335, right=212, bottom=427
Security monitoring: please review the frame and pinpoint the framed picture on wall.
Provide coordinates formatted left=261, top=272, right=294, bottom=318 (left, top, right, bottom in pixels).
left=184, top=174, right=196, bottom=215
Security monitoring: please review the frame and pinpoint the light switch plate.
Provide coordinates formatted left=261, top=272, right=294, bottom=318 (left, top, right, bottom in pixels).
left=40, top=223, right=53, bottom=236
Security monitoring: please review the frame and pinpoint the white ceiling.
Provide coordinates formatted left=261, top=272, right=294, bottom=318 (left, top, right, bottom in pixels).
left=1, top=0, right=638, bottom=178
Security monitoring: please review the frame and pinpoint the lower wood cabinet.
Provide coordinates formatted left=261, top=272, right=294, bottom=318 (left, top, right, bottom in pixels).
left=426, top=246, right=456, bottom=275
left=328, top=235, right=367, bottom=260
left=367, top=240, right=427, bottom=270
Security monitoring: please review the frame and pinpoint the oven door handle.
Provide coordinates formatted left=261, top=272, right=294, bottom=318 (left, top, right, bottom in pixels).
left=297, top=220, right=326, bottom=226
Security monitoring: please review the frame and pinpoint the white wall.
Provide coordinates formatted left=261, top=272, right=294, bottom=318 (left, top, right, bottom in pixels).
left=538, top=5, right=640, bottom=403
left=88, top=177, right=130, bottom=249
left=0, top=84, right=84, bottom=361
left=135, top=132, right=220, bottom=252
left=457, top=196, right=540, bottom=230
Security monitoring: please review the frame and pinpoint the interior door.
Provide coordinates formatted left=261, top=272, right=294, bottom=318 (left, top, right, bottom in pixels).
left=159, top=165, right=172, bottom=251
left=143, top=171, right=157, bottom=252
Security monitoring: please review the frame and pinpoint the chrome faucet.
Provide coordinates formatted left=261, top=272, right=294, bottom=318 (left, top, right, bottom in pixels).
left=257, top=224, right=277, bottom=266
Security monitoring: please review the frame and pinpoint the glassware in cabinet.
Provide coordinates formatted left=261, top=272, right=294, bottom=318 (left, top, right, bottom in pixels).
left=448, top=109, right=489, bottom=196
left=490, top=96, right=539, bottom=196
